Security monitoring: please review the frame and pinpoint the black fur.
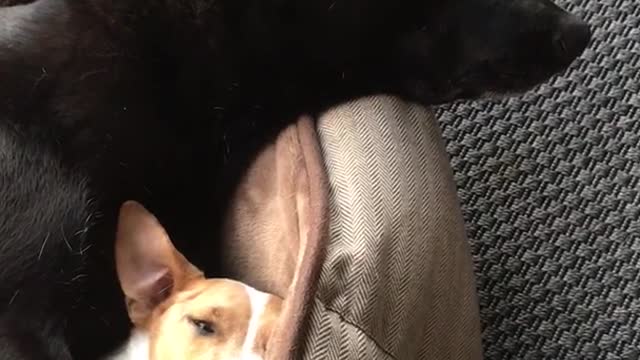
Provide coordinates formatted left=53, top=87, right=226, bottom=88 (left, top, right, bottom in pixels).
left=0, top=0, right=591, bottom=358
left=0, top=121, right=90, bottom=360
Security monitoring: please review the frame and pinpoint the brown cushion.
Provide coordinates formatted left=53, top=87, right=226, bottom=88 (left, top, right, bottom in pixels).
left=222, top=96, right=483, bottom=360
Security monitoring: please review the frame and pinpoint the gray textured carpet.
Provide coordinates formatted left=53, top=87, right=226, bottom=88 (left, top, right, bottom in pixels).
left=435, top=1, right=640, bottom=359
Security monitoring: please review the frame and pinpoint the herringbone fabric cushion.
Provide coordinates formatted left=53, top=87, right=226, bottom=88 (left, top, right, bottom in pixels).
left=297, top=96, right=483, bottom=360
left=436, top=0, right=640, bottom=359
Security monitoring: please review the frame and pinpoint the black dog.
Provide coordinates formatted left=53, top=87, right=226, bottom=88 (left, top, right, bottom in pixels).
left=0, top=0, right=590, bottom=358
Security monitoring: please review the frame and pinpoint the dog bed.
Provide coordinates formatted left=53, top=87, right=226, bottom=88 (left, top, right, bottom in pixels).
left=221, top=96, right=484, bottom=359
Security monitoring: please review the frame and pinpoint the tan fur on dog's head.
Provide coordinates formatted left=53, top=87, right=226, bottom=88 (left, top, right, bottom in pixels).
left=114, top=201, right=282, bottom=360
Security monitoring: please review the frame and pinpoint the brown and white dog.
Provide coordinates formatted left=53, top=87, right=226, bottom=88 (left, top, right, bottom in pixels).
left=107, top=201, right=283, bottom=360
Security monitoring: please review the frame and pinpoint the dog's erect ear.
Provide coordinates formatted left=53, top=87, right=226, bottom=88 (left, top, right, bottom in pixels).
left=115, top=201, right=203, bottom=328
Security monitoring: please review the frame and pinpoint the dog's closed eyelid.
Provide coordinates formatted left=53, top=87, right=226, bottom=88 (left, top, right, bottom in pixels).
left=186, top=316, right=217, bottom=336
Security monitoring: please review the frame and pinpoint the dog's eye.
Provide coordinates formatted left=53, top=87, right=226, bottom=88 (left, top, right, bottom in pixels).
left=188, top=317, right=216, bottom=336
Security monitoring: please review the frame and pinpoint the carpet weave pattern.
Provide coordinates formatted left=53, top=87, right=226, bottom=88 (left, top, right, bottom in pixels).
left=436, top=1, right=640, bottom=359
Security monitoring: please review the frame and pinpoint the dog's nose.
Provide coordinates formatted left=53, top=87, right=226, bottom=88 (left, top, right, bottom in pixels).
left=553, top=15, right=591, bottom=64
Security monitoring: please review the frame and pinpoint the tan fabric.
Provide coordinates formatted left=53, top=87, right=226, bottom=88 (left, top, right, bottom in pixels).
left=299, top=96, right=483, bottom=359
left=222, top=96, right=483, bottom=359
left=222, top=116, right=329, bottom=358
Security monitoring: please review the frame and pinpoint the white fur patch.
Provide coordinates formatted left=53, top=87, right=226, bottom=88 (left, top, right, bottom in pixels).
left=104, top=330, right=149, bottom=360
left=239, top=285, right=271, bottom=359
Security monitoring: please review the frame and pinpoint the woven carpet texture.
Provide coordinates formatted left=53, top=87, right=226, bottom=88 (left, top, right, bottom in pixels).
left=435, top=0, right=640, bottom=359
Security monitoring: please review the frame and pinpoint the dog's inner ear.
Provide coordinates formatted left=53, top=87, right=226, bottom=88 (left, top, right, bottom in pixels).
left=115, top=201, right=204, bottom=328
